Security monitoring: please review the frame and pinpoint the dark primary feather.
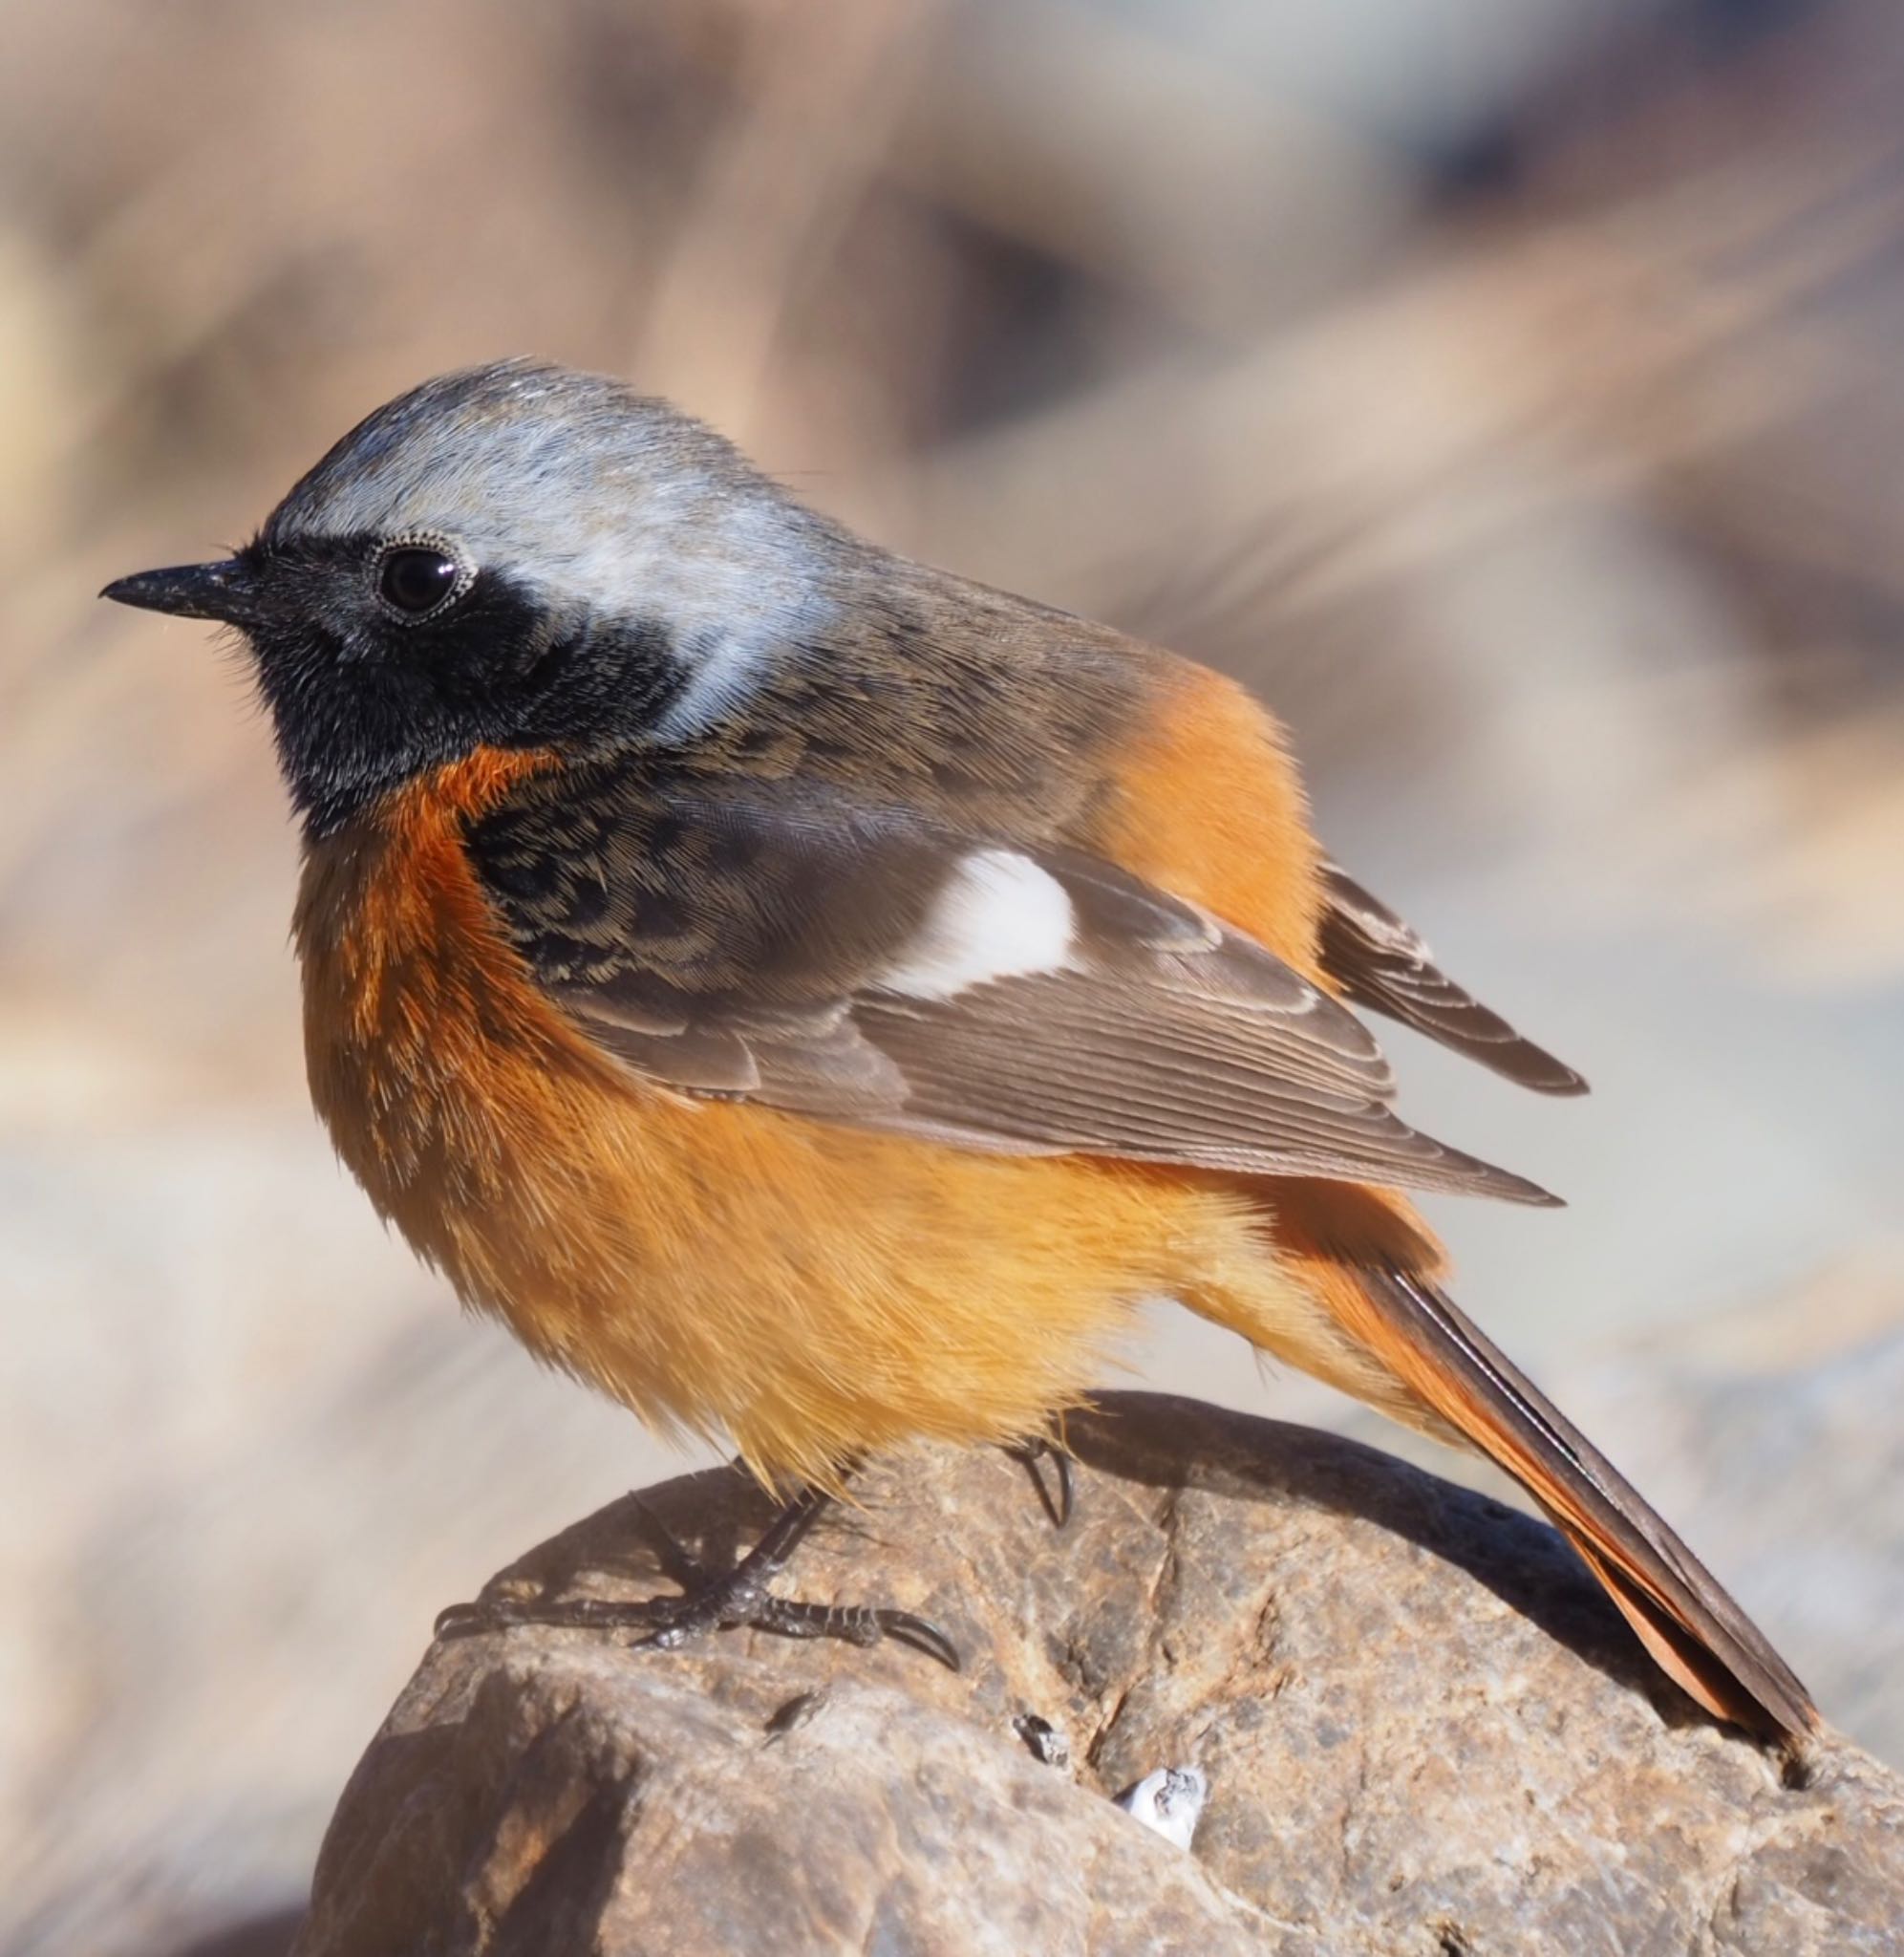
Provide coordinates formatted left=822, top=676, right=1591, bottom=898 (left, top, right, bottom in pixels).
left=467, top=763, right=1557, bottom=1205
left=1317, top=864, right=1588, bottom=1095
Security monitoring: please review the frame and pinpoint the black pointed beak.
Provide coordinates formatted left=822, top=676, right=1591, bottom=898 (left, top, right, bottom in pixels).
left=100, top=558, right=260, bottom=625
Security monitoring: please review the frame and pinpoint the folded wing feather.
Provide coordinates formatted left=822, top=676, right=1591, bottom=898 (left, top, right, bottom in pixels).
left=468, top=773, right=1558, bottom=1204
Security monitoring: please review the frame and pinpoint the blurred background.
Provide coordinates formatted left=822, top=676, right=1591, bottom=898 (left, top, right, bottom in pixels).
left=4, top=0, right=1902, bottom=1948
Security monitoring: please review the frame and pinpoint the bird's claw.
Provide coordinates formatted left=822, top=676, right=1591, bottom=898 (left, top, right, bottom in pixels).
left=1009, top=1431, right=1076, bottom=1530
left=435, top=1499, right=962, bottom=1671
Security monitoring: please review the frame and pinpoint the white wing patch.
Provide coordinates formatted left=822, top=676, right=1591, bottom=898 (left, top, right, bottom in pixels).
left=880, top=849, right=1076, bottom=1000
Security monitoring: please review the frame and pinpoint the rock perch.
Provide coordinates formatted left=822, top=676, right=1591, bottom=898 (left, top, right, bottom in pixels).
left=291, top=1393, right=1903, bottom=1954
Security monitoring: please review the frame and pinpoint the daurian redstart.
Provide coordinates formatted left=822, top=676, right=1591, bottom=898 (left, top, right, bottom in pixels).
left=104, top=360, right=1813, bottom=1740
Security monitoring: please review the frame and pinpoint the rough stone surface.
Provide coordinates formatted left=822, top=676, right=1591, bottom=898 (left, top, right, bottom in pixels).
left=293, top=1395, right=1904, bottom=1955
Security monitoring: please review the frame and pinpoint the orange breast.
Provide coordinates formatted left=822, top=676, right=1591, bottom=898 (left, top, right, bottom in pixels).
left=289, top=692, right=1441, bottom=1490
left=290, top=748, right=1285, bottom=1488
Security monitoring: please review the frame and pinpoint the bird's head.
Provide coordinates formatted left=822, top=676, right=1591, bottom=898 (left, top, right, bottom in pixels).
left=102, top=360, right=845, bottom=835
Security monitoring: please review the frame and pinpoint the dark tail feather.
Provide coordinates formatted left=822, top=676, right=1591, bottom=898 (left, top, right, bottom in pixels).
left=1349, top=1268, right=1815, bottom=1741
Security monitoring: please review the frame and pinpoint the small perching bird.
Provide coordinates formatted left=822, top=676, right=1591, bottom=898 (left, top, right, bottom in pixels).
left=103, top=360, right=1814, bottom=1743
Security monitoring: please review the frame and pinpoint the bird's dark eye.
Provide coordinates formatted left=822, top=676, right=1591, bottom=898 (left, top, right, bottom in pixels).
left=376, top=543, right=466, bottom=619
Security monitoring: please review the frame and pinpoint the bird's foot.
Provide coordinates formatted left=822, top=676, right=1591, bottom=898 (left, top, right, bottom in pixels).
left=436, top=1491, right=961, bottom=1670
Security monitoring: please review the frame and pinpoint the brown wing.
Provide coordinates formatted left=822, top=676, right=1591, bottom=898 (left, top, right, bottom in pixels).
left=1318, top=863, right=1587, bottom=1096
left=467, top=764, right=1557, bottom=1204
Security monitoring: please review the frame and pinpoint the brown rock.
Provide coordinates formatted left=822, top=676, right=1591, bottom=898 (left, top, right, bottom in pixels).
left=292, top=1395, right=1904, bottom=1955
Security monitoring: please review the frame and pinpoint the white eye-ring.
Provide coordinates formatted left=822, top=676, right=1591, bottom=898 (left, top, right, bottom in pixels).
left=372, top=531, right=475, bottom=623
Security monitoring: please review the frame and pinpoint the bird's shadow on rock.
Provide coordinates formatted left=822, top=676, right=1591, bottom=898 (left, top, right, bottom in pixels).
left=1066, top=1390, right=1705, bottom=1730
left=447, top=1388, right=1709, bottom=1733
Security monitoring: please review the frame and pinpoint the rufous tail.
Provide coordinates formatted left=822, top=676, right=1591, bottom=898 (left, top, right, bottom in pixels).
left=1191, top=1177, right=1816, bottom=1741
left=1328, top=1262, right=1815, bottom=1740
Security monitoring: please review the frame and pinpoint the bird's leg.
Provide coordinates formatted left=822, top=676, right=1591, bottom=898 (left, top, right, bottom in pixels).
left=1007, top=1421, right=1076, bottom=1529
left=438, top=1473, right=961, bottom=1670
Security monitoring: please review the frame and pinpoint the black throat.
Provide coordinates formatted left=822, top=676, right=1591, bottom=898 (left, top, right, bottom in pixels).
left=245, top=552, right=696, bottom=841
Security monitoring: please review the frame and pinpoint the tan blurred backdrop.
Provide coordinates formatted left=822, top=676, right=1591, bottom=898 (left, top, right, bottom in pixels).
left=4, top=2, right=1902, bottom=1950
